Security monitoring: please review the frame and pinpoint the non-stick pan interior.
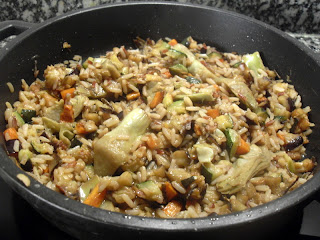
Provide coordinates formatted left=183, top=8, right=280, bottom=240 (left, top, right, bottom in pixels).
left=0, top=2, right=319, bottom=239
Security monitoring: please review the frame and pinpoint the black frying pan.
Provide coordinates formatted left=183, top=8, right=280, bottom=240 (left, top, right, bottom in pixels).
left=0, top=2, right=320, bottom=240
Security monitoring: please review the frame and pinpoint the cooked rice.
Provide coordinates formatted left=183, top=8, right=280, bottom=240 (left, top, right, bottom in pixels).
left=3, top=36, right=316, bottom=219
left=7, top=82, right=14, bottom=93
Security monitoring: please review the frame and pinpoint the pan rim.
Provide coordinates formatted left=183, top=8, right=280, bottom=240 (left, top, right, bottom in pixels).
left=0, top=1, right=319, bottom=233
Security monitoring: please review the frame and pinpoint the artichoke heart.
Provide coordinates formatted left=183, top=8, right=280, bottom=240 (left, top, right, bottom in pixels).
left=70, top=95, right=87, bottom=118
left=43, top=99, right=64, bottom=122
left=216, top=144, right=273, bottom=194
left=93, top=108, right=151, bottom=176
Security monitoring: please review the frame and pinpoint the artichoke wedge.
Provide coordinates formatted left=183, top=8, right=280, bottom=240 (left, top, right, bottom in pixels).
left=214, top=77, right=268, bottom=122
left=216, top=144, right=273, bottom=194
left=188, top=60, right=215, bottom=81
left=93, top=108, right=151, bottom=176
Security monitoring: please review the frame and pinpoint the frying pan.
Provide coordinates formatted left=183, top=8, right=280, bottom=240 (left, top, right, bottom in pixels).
left=0, top=2, right=319, bottom=240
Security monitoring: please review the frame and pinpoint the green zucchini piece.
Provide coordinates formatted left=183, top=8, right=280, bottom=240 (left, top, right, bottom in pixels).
left=83, top=57, right=94, bottom=69
left=180, top=36, right=192, bottom=47
left=20, top=109, right=36, bottom=123
left=215, top=114, right=233, bottom=131
left=256, top=107, right=269, bottom=123
left=208, top=52, right=223, bottom=59
left=201, top=163, right=214, bottom=184
left=18, top=149, right=33, bottom=165
left=79, top=175, right=99, bottom=202
left=213, top=128, right=226, bottom=145
left=169, top=64, right=188, bottom=76
left=12, top=112, right=25, bottom=127
left=181, top=176, right=196, bottom=188
left=174, top=93, right=214, bottom=103
left=31, top=140, right=52, bottom=154
left=185, top=76, right=202, bottom=84
left=166, top=49, right=187, bottom=59
left=225, top=128, right=240, bottom=159
left=167, top=100, right=186, bottom=114
left=136, top=180, right=163, bottom=203
left=200, top=162, right=225, bottom=184
left=231, top=61, right=242, bottom=68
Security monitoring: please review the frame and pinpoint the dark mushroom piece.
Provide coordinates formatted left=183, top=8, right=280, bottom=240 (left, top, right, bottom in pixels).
left=287, top=97, right=296, bottom=112
left=284, top=135, right=303, bottom=152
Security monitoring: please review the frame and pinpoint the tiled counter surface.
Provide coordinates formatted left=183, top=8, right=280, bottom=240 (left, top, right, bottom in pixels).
left=1, top=0, right=320, bottom=34
left=1, top=1, right=320, bottom=53
left=288, top=33, right=320, bottom=54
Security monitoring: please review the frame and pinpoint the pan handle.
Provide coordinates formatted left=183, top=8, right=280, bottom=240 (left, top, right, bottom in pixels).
left=0, top=20, right=35, bottom=42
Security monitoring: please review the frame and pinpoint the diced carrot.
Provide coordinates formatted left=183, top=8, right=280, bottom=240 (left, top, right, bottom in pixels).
left=207, top=109, right=220, bottom=119
left=3, top=128, right=18, bottom=141
left=43, top=167, right=49, bottom=174
left=277, top=133, right=285, bottom=142
left=219, top=58, right=224, bottom=62
left=149, top=91, right=164, bottom=109
left=168, top=39, right=178, bottom=46
left=126, top=92, right=140, bottom=101
left=163, top=200, right=183, bottom=217
left=163, top=71, right=172, bottom=78
left=256, top=96, right=267, bottom=103
left=75, top=122, right=87, bottom=134
left=60, top=88, right=75, bottom=100
left=83, top=183, right=107, bottom=208
left=60, top=104, right=74, bottom=122
left=194, top=124, right=202, bottom=136
left=146, top=135, right=158, bottom=150
left=164, top=182, right=178, bottom=201
left=236, top=138, right=250, bottom=155
left=213, top=84, right=220, bottom=92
